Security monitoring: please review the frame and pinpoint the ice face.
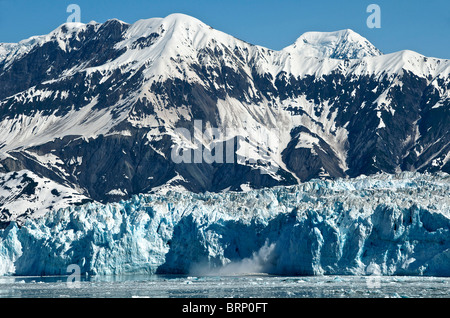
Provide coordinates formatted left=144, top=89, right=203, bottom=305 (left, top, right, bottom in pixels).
left=0, top=172, right=449, bottom=277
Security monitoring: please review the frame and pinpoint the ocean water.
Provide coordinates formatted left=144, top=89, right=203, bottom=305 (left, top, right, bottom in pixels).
left=0, top=275, right=449, bottom=298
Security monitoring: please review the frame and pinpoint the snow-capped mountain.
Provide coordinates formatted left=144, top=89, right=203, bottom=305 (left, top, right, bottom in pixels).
left=283, top=29, right=382, bottom=59
left=0, top=13, right=449, bottom=215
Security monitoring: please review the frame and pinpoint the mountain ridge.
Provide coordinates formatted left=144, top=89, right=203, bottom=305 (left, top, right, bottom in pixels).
left=283, top=28, right=382, bottom=59
left=0, top=14, right=449, bottom=222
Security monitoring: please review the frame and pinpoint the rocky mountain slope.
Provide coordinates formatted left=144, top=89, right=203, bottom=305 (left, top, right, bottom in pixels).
left=0, top=14, right=449, bottom=217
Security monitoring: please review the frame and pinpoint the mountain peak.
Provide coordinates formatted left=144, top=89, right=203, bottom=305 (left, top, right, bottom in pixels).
left=284, top=29, right=382, bottom=59
left=161, top=13, right=206, bottom=25
left=126, top=13, right=209, bottom=36
left=0, top=14, right=449, bottom=209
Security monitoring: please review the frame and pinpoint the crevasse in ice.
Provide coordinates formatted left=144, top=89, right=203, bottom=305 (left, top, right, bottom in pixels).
left=0, top=172, right=449, bottom=276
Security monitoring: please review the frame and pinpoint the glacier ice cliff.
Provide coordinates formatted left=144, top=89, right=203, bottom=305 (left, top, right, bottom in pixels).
left=0, top=172, right=449, bottom=277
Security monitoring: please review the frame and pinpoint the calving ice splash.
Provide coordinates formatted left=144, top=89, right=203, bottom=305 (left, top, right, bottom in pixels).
left=0, top=172, right=449, bottom=277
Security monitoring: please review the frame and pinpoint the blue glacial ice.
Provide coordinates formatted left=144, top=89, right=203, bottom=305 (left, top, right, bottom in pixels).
left=0, top=172, right=449, bottom=277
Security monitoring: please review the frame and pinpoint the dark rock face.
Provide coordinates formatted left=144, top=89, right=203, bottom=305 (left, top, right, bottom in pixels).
left=0, top=21, right=130, bottom=101
left=0, top=16, right=449, bottom=206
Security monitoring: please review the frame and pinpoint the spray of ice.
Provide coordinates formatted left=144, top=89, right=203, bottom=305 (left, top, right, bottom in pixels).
left=190, top=241, right=277, bottom=276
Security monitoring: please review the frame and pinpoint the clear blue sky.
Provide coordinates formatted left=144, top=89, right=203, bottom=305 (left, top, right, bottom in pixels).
left=0, top=0, right=449, bottom=58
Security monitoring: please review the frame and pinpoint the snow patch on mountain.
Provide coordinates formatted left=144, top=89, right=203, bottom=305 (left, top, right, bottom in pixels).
left=350, top=50, right=450, bottom=80
left=0, top=96, right=129, bottom=151
left=0, top=170, right=90, bottom=225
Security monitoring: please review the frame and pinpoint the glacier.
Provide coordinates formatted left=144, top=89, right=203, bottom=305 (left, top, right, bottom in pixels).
left=0, top=172, right=449, bottom=277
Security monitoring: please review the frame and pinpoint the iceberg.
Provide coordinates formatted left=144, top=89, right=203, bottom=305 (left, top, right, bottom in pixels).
left=0, top=172, right=449, bottom=277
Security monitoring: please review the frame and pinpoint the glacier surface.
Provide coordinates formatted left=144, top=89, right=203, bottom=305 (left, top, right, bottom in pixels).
left=0, top=172, right=449, bottom=277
